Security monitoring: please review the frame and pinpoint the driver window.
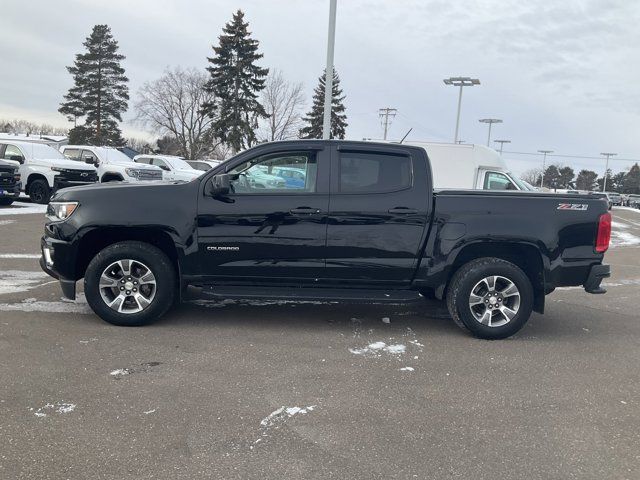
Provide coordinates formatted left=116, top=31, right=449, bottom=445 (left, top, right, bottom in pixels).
left=152, top=158, right=170, bottom=170
left=3, top=144, right=24, bottom=163
left=228, top=151, right=317, bottom=194
left=484, top=171, right=517, bottom=190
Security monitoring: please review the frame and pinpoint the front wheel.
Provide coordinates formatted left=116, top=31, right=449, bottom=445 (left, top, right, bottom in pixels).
left=28, top=179, right=51, bottom=204
left=446, top=257, right=534, bottom=339
left=84, top=241, right=176, bottom=326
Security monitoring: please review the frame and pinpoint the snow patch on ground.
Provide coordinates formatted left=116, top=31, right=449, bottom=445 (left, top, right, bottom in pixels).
left=349, top=341, right=407, bottom=356
left=0, top=297, right=92, bottom=314
left=0, top=270, right=48, bottom=295
left=110, top=368, right=133, bottom=378
left=0, top=202, right=47, bottom=216
left=260, top=405, right=317, bottom=428
left=400, top=367, right=415, bottom=371
left=610, top=230, right=640, bottom=247
left=0, top=253, right=41, bottom=259
left=31, top=402, right=76, bottom=417
left=0, top=219, right=15, bottom=226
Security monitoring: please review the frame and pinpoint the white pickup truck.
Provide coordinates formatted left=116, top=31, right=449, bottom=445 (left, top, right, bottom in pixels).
left=60, top=145, right=163, bottom=183
left=133, top=154, right=202, bottom=181
left=0, top=140, right=98, bottom=203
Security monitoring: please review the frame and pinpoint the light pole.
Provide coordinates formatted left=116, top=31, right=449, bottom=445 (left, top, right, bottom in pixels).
left=443, top=76, right=480, bottom=144
left=494, top=139, right=511, bottom=154
left=322, top=0, right=337, bottom=140
left=538, top=150, right=553, bottom=188
left=479, top=118, right=502, bottom=146
left=600, top=152, right=617, bottom=192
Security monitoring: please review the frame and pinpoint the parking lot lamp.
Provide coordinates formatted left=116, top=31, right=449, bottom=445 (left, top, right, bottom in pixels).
left=538, top=150, right=554, bottom=187
left=600, top=153, right=617, bottom=192
left=443, top=77, right=480, bottom=144
left=479, top=118, right=502, bottom=146
left=494, top=139, right=511, bottom=154
left=322, top=0, right=338, bottom=140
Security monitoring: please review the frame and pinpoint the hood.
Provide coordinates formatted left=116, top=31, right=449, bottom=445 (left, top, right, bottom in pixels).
left=51, top=178, right=193, bottom=204
left=31, top=158, right=97, bottom=170
left=104, top=159, right=162, bottom=170
left=175, top=168, right=203, bottom=177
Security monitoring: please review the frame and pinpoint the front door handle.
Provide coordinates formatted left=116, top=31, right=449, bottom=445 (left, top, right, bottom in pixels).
left=290, top=207, right=321, bottom=215
left=388, top=207, right=418, bottom=214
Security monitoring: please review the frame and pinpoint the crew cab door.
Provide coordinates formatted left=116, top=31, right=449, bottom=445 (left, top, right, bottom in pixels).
left=325, top=146, right=431, bottom=285
left=196, top=144, right=329, bottom=282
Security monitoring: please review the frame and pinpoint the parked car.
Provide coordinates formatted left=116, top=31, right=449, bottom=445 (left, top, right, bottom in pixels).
left=186, top=160, right=224, bottom=172
left=40, top=140, right=611, bottom=340
left=0, top=141, right=97, bottom=204
left=134, top=155, right=202, bottom=181
left=589, top=192, right=611, bottom=210
left=628, top=194, right=640, bottom=209
left=271, top=166, right=307, bottom=189
left=60, top=145, right=163, bottom=183
left=0, top=159, right=21, bottom=205
left=244, top=165, right=286, bottom=189
left=604, top=192, right=622, bottom=207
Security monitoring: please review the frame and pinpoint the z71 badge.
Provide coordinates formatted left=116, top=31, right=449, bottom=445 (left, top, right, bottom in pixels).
left=557, top=203, right=588, bottom=211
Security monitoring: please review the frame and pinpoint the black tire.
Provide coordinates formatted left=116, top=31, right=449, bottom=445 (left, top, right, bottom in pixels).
left=446, top=257, right=534, bottom=340
left=29, top=179, right=51, bottom=204
left=0, top=198, right=14, bottom=206
left=84, top=241, right=176, bottom=326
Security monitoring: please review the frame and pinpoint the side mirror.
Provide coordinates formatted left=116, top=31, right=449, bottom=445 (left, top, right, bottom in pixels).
left=206, top=174, right=231, bottom=197
left=9, top=155, right=24, bottom=164
left=160, top=165, right=170, bottom=171
left=84, top=156, right=95, bottom=165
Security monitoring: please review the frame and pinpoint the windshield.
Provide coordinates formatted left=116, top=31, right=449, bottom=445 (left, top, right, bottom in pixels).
left=21, top=143, right=66, bottom=160
left=507, top=173, right=531, bottom=191
left=165, top=157, right=193, bottom=170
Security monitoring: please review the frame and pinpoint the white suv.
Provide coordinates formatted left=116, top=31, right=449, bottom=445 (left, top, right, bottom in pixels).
left=60, top=145, right=163, bottom=183
left=0, top=141, right=98, bottom=204
left=133, top=155, right=202, bottom=182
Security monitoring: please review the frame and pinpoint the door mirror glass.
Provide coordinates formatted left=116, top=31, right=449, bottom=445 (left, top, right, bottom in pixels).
left=160, top=165, right=170, bottom=171
left=84, top=156, right=95, bottom=165
left=9, top=155, right=24, bottom=164
left=206, top=174, right=231, bottom=197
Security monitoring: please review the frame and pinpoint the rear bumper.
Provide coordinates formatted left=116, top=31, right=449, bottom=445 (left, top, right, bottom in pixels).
left=583, top=264, right=610, bottom=294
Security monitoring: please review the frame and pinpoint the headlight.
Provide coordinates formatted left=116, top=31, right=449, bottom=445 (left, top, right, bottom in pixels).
left=125, top=168, right=140, bottom=178
left=51, top=167, right=66, bottom=173
left=46, top=202, right=79, bottom=221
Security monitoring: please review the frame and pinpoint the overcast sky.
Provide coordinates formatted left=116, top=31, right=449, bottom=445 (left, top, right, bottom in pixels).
left=1, top=0, right=639, bottom=174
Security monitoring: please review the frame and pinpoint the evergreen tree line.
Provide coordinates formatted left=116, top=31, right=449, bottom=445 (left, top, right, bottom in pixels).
left=521, top=163, right=640, bottom=194
left=58, top=11, right=348, bottom=157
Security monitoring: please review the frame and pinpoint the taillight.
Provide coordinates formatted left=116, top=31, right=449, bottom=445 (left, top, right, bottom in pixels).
left=595, top=212, right=611, bottom=253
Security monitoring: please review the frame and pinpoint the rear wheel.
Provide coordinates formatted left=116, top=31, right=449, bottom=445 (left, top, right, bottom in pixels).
left=28, top=179, right=51, bottom=204
left=446, top=257, right=534, bottom=339
left=84, top=241, right=176, bottom=326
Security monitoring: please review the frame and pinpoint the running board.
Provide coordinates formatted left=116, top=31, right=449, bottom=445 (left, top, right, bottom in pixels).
left=200, top=286, right=423, bottom=303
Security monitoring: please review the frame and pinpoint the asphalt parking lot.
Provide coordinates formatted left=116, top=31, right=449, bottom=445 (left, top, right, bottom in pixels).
left=1, top=202, right=639, bottom=479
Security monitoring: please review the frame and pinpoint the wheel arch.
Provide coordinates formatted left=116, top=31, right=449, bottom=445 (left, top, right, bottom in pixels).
left=101, top=172, right=124, bottom=182
left=25, top=173, right=50, bottom=193
left=75, top=227, right=182, bottom=297
left=444, top=241, right=546, bottom=314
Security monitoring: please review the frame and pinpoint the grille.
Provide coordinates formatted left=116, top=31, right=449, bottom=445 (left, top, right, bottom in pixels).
left=0, top=170, right=16, bottom=187
left=58, top=169, right=98, bottom=182
left=136, top=170, right=163, bottom=181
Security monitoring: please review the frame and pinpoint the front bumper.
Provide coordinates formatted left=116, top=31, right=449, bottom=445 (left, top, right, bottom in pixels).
left=0, top=182, right=21, bottom=198
left=40, top=236, right=77, bottom=299
left=583, top=264, right=610, bottom=294
left=53, top=178, right=97, bottom=191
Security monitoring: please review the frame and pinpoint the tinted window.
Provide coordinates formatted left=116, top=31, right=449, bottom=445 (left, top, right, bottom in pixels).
left=228, top=152, right=317, bottom=194
left=484, top=172, right=517, bottom=190
left=339, top=152, right=411, bottom=193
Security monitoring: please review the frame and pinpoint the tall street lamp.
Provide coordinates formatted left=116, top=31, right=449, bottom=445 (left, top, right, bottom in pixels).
left=443, top=77, right=480, bottom=144
left=494, top=139, right=511, bottom=154
left=600, top=152, right=617, bottom=192
left=479, top=118, right=502, bottom=146
left=322, top=0, right=337, bottom=140
left=538, top=150, right=553, bottom=188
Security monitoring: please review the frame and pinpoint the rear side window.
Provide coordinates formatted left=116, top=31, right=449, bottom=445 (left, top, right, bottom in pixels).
left=339, top=152, right=411, bottom=193
left=63, top=148, right=81, bottom=161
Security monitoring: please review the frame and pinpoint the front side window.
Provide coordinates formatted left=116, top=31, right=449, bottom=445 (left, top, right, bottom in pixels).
left=135, top=157, right=151, bottom=165
left=3, top=145, right=24, bottom=162
left=484, top=172, right=517, bottom=190
left=151, top=158, right=170, bottom=170
left=339, top=152, right=411, bottom=193
left=228, top=152, right=317, bottom=194
left=80, top=150, right=96, bottom=162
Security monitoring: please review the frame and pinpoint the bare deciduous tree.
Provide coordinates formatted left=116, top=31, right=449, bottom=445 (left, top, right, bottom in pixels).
left=259, top=70, right=305, bottom=142
left=520, top=168, right=542, bottom=185
left=1, top=119, right=68, bottom=136
left=134, top=67, right=219, bottom=159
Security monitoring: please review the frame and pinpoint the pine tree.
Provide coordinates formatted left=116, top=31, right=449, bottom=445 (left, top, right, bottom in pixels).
left=202, top=10, right=268, bottom=153
left=299, top=69, right=347, bottom=139
left=623, top=163, right=640, bottom=194
left=575, top=169, right=599, bottom=191
left=59, top=25, right=129, bottom=146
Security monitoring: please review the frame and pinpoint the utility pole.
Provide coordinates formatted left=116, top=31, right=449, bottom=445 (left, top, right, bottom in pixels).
left=538, top=150, right=553, bottom=188
left=322, top=0, right=337, bottom=140
left=494, top=139, right=511, bottom=154
left=378, top=107, right=397, bottom=140
left=443, top=77, right=480, bottom=144
left=479, top=118, right=502, bottom=146
left=600, top=152, right=617, bottom=192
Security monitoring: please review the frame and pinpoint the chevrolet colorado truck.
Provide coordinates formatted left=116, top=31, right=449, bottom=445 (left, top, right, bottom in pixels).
left=40, top=140, right=611, bottom=339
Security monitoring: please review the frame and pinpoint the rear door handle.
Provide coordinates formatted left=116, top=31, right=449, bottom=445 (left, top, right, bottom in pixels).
left=290, top=207, right=321, bottom=215
left=388, top=207, right=418, bottom=214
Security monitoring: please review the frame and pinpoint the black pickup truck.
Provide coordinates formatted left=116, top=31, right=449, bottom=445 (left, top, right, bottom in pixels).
left=40, top=140, right=611, bottom=339
left=0, top=159, right=21, bottom=205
